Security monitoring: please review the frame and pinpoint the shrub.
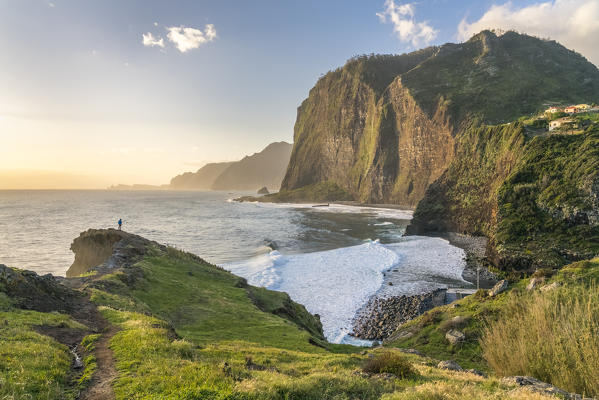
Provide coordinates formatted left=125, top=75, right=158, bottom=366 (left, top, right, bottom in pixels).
left=362, top=353, right=417, bottom=379
left=481, top=284, right=599, bottom=397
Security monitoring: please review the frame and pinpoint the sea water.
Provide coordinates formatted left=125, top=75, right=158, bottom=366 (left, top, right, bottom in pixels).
left=0, top=190, right=466, bottom=344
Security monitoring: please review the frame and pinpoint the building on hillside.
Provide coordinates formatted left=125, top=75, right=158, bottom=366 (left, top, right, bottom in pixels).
left=576, top=104, right=591, bottom=110
left=545, top=107, right=560, bottom=114
left=564, top=106, right=578, bottom=114
left=549, top=117, right=576, bottom=131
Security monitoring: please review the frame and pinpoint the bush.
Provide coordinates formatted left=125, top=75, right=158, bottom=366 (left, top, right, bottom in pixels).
left=481, top=284, right=599, bottom=397
left=362, top=353, right=417, bottom=379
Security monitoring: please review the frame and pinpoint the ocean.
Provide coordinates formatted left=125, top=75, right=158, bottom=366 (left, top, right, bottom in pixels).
left=0, top=190, right=468, bottom=344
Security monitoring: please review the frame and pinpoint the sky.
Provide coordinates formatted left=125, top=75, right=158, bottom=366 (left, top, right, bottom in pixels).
left=1, top=0, right=598, bottom=188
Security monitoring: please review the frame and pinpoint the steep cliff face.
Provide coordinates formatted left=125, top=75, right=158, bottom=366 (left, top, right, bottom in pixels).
left=170, top=162, right=234, bottom=190
left=281, top=31, right=599, bottom=206
left=211, top=141, right=292, bottom=191
left=409, top=121, right=599, bottom=270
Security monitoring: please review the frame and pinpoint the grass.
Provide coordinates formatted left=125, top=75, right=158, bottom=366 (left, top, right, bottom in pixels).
left=481, top=258, right=599, bottom=397
left=84, top=243, right=562, bottom=399
left=362, top=353, right=418, bottom=379
left=0, top=307, right=86, bottom=400
left=385, top=290, right=511, bottom=371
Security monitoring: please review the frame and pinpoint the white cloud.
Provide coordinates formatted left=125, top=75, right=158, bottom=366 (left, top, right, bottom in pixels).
left=458, top=0, right=599, bottom=66
left=377, top=0, right=438, bottom=47
left=166, top=24, right=217, bottom=53
left=142, top=32, right=165, bottom=48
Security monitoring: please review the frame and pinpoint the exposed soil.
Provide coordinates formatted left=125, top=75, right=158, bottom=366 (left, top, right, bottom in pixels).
left=33, top=291, right=118, bottom=400
left=78, top=315, right=118, bottom=400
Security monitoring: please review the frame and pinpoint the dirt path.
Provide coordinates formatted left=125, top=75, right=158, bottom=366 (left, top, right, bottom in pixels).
left=73, top=302, right=119, bottom=400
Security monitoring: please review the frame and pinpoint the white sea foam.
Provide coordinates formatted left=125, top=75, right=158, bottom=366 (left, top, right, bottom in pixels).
left=372, top=221, right=394, bottom=226
left=376, top=236, right=469, bottom=298
left=224, top=235, right=468, bottom=345
left=225, top=240, right=401, bottom=344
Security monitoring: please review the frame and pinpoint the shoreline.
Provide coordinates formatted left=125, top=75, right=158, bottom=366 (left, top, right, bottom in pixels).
left=349, top=231, right=498, bottom=343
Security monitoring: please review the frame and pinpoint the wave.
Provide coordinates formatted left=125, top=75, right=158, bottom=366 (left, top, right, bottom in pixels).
left=223, top=237, right=467, bottom=345
left=225, top=240, right=400, bottom=344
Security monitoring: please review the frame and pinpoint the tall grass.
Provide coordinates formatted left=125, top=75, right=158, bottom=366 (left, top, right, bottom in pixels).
left=481, top=284, right=599, bottom=397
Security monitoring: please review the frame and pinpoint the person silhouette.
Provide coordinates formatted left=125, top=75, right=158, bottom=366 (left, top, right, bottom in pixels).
left=118, top=218, right=122, bottom=230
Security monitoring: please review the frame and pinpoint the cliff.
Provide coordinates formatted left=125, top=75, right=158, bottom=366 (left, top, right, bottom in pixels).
left=211, top=141, right=292, bottom=191
left=169, top=141, right=292, bottom=191
left=281, top=31, right=599, bottom=206
left=408, top=119, right=599, bottom=270
left=169, top=161, right=234, bottom=190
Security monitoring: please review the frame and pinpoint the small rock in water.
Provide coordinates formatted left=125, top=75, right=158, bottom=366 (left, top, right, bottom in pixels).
left=437, top=360, right=462, bottom=371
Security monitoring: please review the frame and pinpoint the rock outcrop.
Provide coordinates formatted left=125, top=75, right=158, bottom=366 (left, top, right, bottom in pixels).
left=501, top=376, right=587, bottom=400
left=66, top=229, right=163, bottom=277
left=352, top=289, right=446, bottom=340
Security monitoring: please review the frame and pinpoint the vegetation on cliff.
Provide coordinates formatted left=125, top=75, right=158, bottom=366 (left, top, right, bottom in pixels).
left=410, top=120, right=599, bottom=270
left=386, top=258, right=599, bottom=398
left=281, top=30, right=599, bottom=206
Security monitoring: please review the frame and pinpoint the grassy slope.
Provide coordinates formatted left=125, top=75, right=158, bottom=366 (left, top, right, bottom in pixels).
left=386, top=257, right=599, bottom=397
left=79, top=244, right=555, bottom=399
left=0, top=292, right=88, bottom=400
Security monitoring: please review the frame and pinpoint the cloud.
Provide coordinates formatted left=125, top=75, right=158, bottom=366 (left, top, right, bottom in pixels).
left=142, top=32, right=165, bottom=48
left=458, top=0, right=599, bottom=66
left=166, top=24, right=217, bottom=53
left=377, top=0, right=438, bottom=47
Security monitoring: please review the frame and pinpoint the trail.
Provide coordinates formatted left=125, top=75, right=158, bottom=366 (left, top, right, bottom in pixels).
left=77, top=307, right=118, bottom=400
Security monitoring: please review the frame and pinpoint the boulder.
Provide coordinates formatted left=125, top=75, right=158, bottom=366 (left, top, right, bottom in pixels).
left=437, top=360, right=462, bottom=371
left=501, top=376, right=582, bottom=399
left=540, top=282, right=561, bottom=292
left=257, top=186, right=270, bottom=195
left=526, top=276, right=545, bottom=291
left=466, top=369, right=486, bottom=377
left=488, top=279, right=509, bottom=297
left=445, top=329, right=465, bottom=345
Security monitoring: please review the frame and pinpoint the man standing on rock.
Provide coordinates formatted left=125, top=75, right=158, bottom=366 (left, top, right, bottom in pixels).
left=118, top=218, right=122, bottom=230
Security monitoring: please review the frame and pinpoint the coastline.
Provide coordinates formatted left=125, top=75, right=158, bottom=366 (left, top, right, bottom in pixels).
left=237, top=199, right=498, bottom=343
left=348, top=229, right=497, bottom=342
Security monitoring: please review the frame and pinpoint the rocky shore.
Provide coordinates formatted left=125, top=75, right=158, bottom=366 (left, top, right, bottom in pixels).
left=351, top=232, right=498, bottom=342
left=351, top=289, right=447, bottom=340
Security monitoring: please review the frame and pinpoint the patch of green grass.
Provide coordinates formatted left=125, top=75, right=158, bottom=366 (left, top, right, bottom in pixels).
left=362, top=353, right=418, bottom=379
left=0, top=308, right=85, bottom=400
left=386, top=290, right=511, bottom=371
left=482, top=268, right=599, bottom=397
